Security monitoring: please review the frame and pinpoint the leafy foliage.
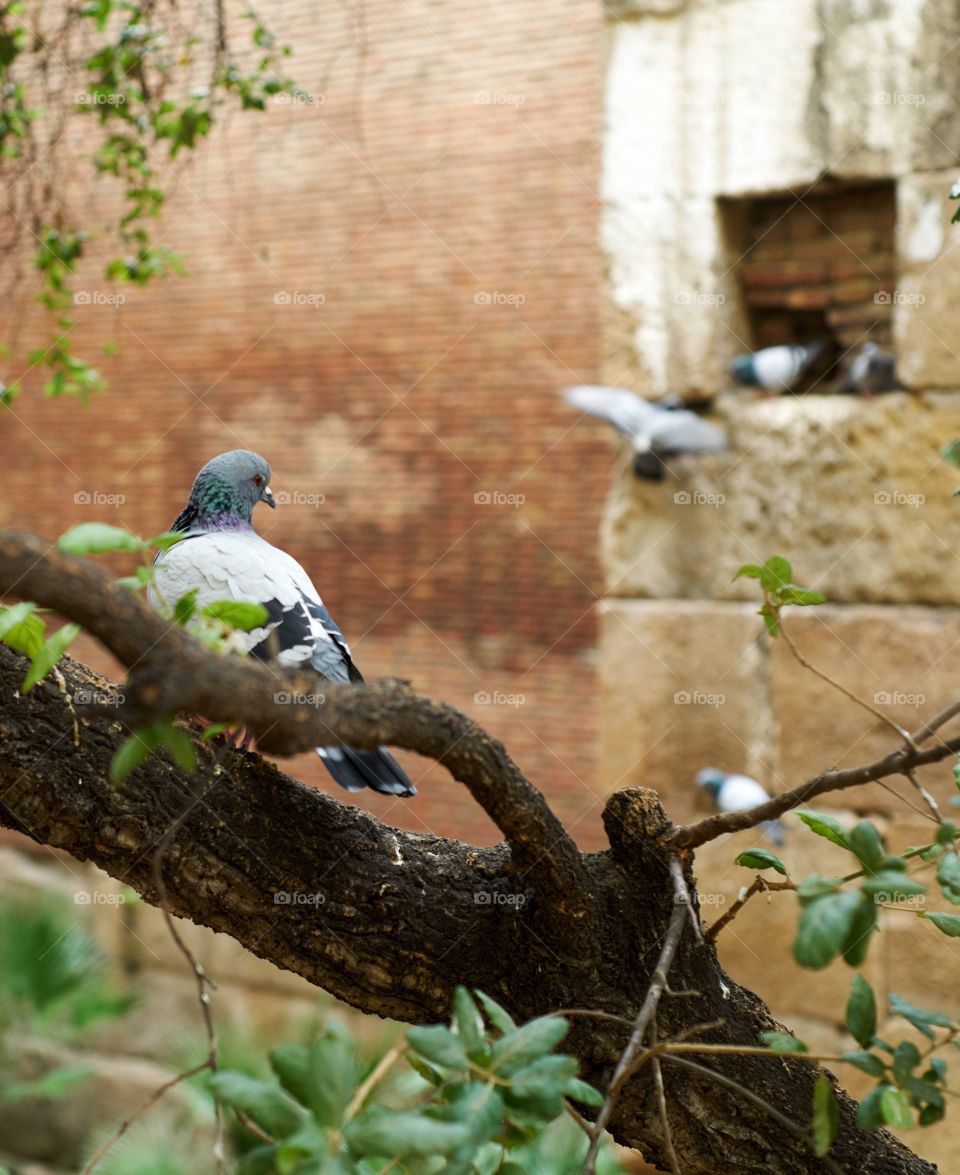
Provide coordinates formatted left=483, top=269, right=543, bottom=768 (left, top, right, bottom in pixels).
left=734, top=555, right=824, bottom=636
left=210, top=987, right=612, bottom=1174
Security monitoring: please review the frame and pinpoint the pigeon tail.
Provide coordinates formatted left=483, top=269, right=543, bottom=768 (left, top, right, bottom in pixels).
left=632, top=450, right=666, bottom=480
left=316, top=745, right=416, bottom=796
left=761, top=819, right=786, bottom=847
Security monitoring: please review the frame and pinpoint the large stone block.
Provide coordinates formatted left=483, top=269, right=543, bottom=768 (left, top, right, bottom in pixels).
left=603, top=392, right=960, bottom=605
left=770, top=604, right=960, bottom=813
left=598, top=599, right=772, bottom=826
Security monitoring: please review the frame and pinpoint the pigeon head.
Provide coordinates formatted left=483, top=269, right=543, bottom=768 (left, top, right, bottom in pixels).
left=696, top=767, right=726, bottom=798
left=730, top=354, right=758, bottom=387
left=174, top=450, right=275, bottom=532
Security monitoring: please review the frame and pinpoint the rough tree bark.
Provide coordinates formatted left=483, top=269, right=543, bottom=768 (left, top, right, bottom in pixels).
left=0, top=532, right=939, bottom=1174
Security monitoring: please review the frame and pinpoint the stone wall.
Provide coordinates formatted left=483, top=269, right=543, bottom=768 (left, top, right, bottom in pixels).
left=599, top=0, right=960, bottom=1167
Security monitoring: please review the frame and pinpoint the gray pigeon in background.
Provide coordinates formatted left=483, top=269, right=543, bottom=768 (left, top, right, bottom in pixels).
left=730, top=339, right=827, bottom=394
left=564, top=385, right=728, bottom=480
left=697, top=768, right=785, bottom=846
left=842, top=342, right=898, bottom=395
left=149, top=450, right=416, bottom=797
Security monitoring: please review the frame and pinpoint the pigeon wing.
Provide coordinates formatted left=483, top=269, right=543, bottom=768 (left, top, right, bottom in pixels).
left=564, top=385, right=658, bottom=439
left=648, top=409, right=728, bottom=455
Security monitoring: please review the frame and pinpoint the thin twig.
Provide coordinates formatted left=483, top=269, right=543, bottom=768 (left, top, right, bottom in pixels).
left=912, top=699, right=960, bottom=745
left=779, top=622, right=915, bottom=749
left=80, top=1061, right=209, bottom=1175
left=581, top=859, right=688, bottom=1175
left=551, top=1008, right=637, bottom=1028
left=650, top=1025, right=680, bottom=1175
left=903, top=766, right=943, bottom=823
left=706, top=876, right=795, bottom=943
left=663, top=1055, right=844, bottom=1175
left=343, top=1039, right=406, bottom=1124
left=565, top=1099, right=598, bottom=1141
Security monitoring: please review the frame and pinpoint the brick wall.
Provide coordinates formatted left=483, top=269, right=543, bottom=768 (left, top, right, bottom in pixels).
left=0, top=0, right=610, bottom=848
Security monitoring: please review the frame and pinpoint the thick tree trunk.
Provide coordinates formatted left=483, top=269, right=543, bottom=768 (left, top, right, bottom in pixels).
left=0, top=647, right=934, bottom=1174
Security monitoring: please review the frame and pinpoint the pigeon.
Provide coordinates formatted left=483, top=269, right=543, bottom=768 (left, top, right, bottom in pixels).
left=563, top=385, right=728, bottom=480
left=841, top=342, right=897, bottom=395
left=149, top=450, right=416, bottom=797
left=696, top=768, right=785, bottom=846
left=730, top=339, right=827, bottom=394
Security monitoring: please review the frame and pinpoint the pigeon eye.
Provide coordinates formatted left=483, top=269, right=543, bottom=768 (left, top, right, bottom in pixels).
left=252, top=475, right=264, bottom=487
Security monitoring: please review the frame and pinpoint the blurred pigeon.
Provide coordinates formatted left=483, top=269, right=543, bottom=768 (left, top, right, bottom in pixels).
left=563, top=385, right=727, bottom=480
left=697, top=768, right=785, bottom=846
left=842, top=342, right=897, bottom=395
left=730, top=339, right=827, bottom=394
left=149, top=450, right=415, bottom=797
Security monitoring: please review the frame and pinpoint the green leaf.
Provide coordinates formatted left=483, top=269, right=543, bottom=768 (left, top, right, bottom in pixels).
left=209, top=1072, right=307, bottom=1139
left=797, top=811, right=848, bottom=850
left=201, top=722, right=232, bottom=741
left=922, top=911, right=960, bottom=937
left=812, top=1073, right=838, bottom=1157
left=937, top=851, right=960, bottom=904
left=453, top=987, right=488, bottom=1061
left=407, top=1024, right=469, bottom=1070
left=563, top=1076, right=604, bottom=1107
left=160, top=722, right=196, bottom=773
left=734, top=563, right=764, bottom=581
left=888, top=993, right=954, bottom=1039
left=759, top=603, right=781, bottom=637
left=22, top=623, right=80, bottom=692
left=174, top=588, right=198, bottom=625
left=109, top=728, right=161, bottom=785
left=848, top=821, right=885, bottom=872
left=146, top=531, right=185, bottom=552
left=202, top=599, right=269, bottom=632
left=793, top=891, right=862, bottom=970
left=345, top=1110, right=471, bottom=1158
left=475, top=990, right=517, bottom=1034
left=778, top=585, right=826, bottom=606
left=735, top=849, right=788, bottom=876
left=760, top=1031, right=808, bottom=1054
left=892, top=1041, right=921, bottom=1086
left=58, top=523, right=144, bottom=555
left=0, top=1063, right=91, bottom=1103
left=857, top=1084, right=889, bottom=1131
left=271, top=1029, right=358, bottom=1128
left=841, top=1050, right=886, bottom=1078
left=879, top=1085, right=915, bottom=1129
left=760, top=555, right=792, bottom=592
left=841, top=897, right=878, bottom=967
left=937, top=821, right=957, bottom=846
left=490, top=1016, right=569, bottom=1076
left=796, top=876, right=842, bottom=905
left=0, top=602, right=45, bottom=658
left=846, top=975, right=877, bottom=1048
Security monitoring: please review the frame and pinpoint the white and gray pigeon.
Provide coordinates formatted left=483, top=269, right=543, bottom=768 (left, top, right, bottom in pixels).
left=563, top=385, right=728, bottom=480
left=149, top=450, right=415, bottom=797
left=696, top=768, right=785, bottom=846
left=842, top=342, right=897, bottom=395
left=730, top=339, right=827, bottom=394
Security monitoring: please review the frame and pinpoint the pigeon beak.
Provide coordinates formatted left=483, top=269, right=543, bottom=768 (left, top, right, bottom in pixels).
left=262, top=486, right=276, bottom=509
